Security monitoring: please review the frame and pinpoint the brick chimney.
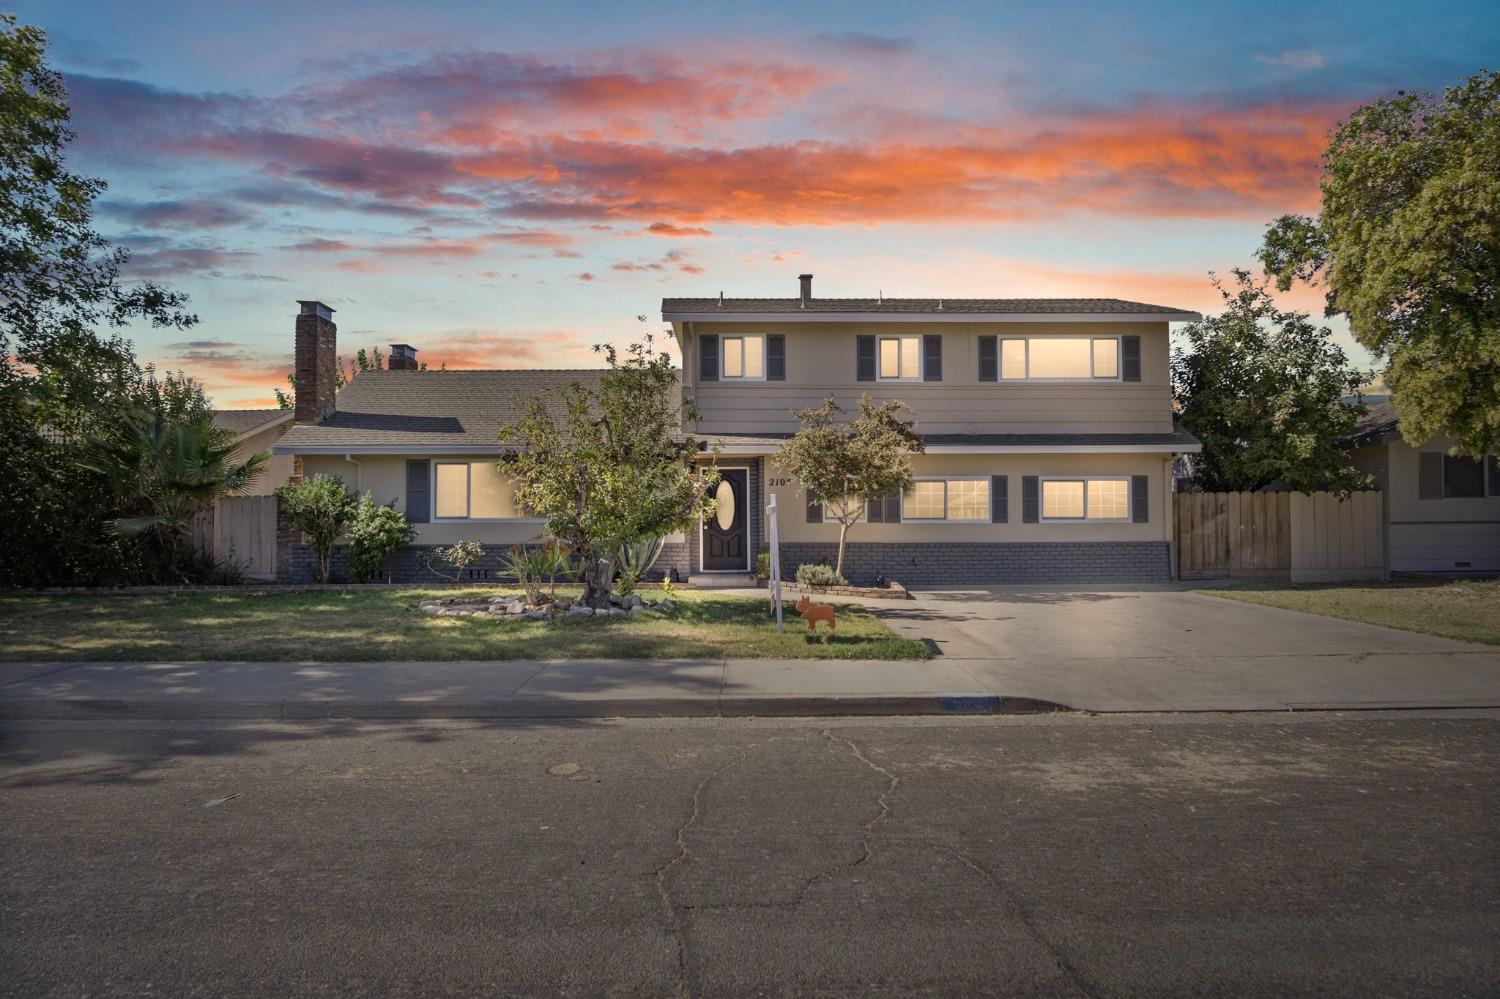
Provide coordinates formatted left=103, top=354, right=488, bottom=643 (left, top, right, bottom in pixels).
left=294, top=300, right=337, bottom=424
left=388, top=343, right=419, bottom=371
left=799, top=273, right=813, bottom=306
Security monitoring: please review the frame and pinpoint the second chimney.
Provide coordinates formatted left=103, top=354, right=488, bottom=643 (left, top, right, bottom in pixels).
left=388, top=343, right=419, bottom=371
left=798, top=273, right=813, bottom=305
left=294, top=300, right=337, bottom=424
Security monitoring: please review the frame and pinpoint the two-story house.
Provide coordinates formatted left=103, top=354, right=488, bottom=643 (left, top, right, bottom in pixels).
left=275, top=277, right=1202, bottom=584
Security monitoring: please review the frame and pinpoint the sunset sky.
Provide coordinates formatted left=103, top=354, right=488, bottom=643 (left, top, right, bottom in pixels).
left=18, top=0, right=1499, bottom=406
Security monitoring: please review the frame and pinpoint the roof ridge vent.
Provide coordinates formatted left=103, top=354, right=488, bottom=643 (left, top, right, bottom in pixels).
left=878, top=290, right=884, bottom=305
left=718, top=291, right=724, bottom=306
left=937, top=298, right=944, bottom=311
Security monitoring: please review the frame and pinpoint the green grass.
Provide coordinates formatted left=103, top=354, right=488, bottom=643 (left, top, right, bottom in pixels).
left=0, top=587, right=929, bottom=662
left=1199, top=578, right=1500, bottom=646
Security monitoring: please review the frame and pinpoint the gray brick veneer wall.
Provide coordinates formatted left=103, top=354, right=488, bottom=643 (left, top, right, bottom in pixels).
left=778, top=541, right=1173, bottom=586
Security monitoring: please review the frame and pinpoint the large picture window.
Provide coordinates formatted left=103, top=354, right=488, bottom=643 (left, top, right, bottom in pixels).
left=721, top=335, right=765, bottom=379
left=878, top=336, right=922, bottom=380
left=433, top=462, right=529, bottom=520
left=1000, top=337, right=1119, bottom=380
left=901, top=477, right=989, bottom=522
left=1041, top=477, right=1130, bottom=521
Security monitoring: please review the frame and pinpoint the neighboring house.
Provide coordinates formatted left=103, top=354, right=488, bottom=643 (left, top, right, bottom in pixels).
left=1344, top=400, right=1500, bottom=574
left=275, top=283, right=1204, bottom=585
left=212, top=408, right=296, bottom=496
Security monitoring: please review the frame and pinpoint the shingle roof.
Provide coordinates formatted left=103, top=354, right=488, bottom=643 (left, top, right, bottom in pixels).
left=1342, top=398, right=1400, bottom=446
left=212, top=409, right=292, bottom=435
left=662, top=297, right=1200, bottom=317
left=275, top=369, right=608, bottom=451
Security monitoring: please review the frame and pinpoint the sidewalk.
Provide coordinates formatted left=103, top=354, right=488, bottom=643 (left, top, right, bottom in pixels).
left=5, top=648, right=1500, bottom=719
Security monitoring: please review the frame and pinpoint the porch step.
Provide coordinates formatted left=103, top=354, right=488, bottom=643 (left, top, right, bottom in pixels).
left=688, top=573, right=757, bottom=589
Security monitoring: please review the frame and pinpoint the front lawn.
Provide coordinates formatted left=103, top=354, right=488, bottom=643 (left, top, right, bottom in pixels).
left=0, top=587, right=929, bottom=662
left=1199, top=578, right=1500, bottom=646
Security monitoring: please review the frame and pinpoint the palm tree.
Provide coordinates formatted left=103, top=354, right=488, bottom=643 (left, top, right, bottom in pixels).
left=78, top=406, right=268, bottom=560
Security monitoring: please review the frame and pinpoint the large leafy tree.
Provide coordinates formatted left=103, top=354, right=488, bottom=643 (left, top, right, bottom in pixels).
left=775, top=395, right=924, bottom=579
left=1, top=15, right=197, bottom=585
left=1173, top=271, right=1372, bottom=494
left=1260, top=70, right=1500, bottom=458
left=500, top=338, right=717, bottom=608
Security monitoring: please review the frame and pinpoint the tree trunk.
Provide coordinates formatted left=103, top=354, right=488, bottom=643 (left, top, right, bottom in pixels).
left=318, top=548, right=331, bottom=584
left=835, top=521, right=850, bottom=579
left=580, top=553, right=615, bottom=609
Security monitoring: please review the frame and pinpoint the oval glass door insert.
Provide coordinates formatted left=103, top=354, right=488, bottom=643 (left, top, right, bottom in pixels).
left=714, top=480, right=736, bottom=531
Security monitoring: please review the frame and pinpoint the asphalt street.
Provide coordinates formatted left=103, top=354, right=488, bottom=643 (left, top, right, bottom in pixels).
left=2, top=712, right=1497, bottom=997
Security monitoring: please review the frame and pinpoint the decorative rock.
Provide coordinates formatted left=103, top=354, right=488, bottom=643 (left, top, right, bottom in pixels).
left=505, top=599, right=526, bottom=615
left=525, top=610, right=549, bottom=620
left=627, top=604, right=646, bottom=615
left=608, top=607, right=627, bottom=616
left=656, top=599, right=674, bottom=612
left=565, top=605, right=593, bottom=619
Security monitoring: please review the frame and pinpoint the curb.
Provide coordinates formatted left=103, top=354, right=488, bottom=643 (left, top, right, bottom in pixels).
left=0, top=692, right=1074, bottom=721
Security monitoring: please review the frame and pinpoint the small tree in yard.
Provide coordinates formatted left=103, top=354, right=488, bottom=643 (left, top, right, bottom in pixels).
left=1173, top=271, right=1372, bottom=495
left=276, top=475, right=356, bottom=583
left=345, top=494, right=417, bottom=583
left=500, top=338, right=717, bottom=609
left=775, top=395, right=923, bottom=581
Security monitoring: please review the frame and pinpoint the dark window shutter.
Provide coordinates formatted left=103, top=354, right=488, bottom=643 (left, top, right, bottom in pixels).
left=767, top=334, right=785, bottom=381
left=1022, top=476, right=1039, bottom=523
left=978, top=336, right=998, bottom=382
left=856, top=335, right=876, bottom=381
left=1131, top=475, right=1149, bottom=522
left=1419, top=452, right=1444, bottom=499
left=867, top=492, right=899, bottom=523
left=1489, top=456, right=1500, bottom=497
left=1121, top=336, right=1141, bottom=382
left=406, top=460, right=431, bottom=523
left=699, top=335, right=719, bottom=382
left=991, top=475, right=1008, bottom=523
left=923, top=335, right=942, bottom=381
left=806, top=488, right=822, bottom=523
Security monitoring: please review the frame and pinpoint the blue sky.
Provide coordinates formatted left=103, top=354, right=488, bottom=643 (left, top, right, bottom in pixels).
left=17, top=0, right=1499, bottom=404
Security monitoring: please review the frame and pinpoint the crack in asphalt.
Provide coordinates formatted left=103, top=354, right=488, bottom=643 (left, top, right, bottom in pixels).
left=653, top=755, right=741, bottom=998
left=826, top=729, right=899, bottom=868
left=948, top=848, right=1101, bottom=999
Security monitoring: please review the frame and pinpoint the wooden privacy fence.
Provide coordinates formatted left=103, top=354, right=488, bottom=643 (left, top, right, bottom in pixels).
left=190, top=495, right=278, bottom=580
left=1175, top=490, right=1384, bottom=582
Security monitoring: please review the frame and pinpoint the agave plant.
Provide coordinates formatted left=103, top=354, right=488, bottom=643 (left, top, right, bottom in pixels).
left=78, top=406, right=267, bottom=558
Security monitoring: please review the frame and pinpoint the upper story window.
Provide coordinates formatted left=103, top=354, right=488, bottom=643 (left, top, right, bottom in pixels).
left=721, top=335, right=765, bottom=379
left=434, top=462, right=532, bottom=520
left=1040, top=477, right=1130, bottom=521
left=879, top=336, right=922, bottom=380
left=1001, top=337, right=1120, bottom=381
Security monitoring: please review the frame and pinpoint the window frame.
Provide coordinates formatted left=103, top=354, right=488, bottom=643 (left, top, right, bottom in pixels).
left=998, top=336, right=1122, bottom=382
left=877, top=334, right=923, bottom=382
left=900, top=476, right=991, bottom=523
left=719, top=334, right=767, bottom=381
left=1039, top=475, right=1132, bottom=523
left=1443, top=454, right=1488, bottom=499
left=430, top=460, right=544, bottom=523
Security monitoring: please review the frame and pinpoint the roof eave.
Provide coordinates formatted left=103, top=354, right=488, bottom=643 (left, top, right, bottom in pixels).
left=662, top=311, right=1201, bottom=324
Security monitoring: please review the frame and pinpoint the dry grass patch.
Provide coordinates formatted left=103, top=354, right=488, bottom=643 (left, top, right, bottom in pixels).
left=1199, top=578, right=1500, bottom=646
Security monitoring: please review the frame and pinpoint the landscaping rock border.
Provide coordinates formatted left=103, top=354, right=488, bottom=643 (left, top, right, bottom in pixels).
left=774, top=580, right=912, bottom=600
left=418, top=592, right=675, bottom=620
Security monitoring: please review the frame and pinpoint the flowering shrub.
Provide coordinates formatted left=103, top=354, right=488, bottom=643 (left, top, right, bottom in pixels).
left=346, top=494, right=417, bottom=583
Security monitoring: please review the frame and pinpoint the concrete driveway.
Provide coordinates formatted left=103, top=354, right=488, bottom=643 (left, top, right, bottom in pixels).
left=875, top=585, right=1500, bottom=712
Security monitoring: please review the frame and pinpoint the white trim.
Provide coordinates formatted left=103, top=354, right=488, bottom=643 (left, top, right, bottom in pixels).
left=900, top=475, right=991, bottom=523
left=998, top=335, right=1122, bottom=382
left=663, top=311, right=1201, bottom=324
left=876, top=334, right=923, bottom=382
left=430, top=459, right=541, bottom=523
left=275, top=444, right=509, bottom=455
left=699, top=464, right=752, bottom=573
left=1039, top=475, right=1132, bottom=523
left=719, top=334, right=768, bottom=381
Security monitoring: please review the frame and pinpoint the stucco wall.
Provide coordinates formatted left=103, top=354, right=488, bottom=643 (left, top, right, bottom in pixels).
left=1374, top=435, right=1500, bottom=573
left=234, top=420, right=296, bottom=496
left=683, top=321, right=1173, bottom=436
